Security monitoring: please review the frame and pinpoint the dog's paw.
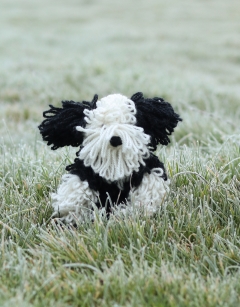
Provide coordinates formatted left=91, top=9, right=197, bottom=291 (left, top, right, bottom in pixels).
left=51, top=173, right=98, bottom=224
left=129, top=167, right=170, bottom=216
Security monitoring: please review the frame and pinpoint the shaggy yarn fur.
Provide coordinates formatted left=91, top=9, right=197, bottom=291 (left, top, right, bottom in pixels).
left=39, top=92, right=182, bottom=224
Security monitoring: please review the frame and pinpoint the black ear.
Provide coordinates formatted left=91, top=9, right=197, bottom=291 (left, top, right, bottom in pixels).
left=38, top=94, right=98, bottom=150
left=131, top=92, right=182, bottom=150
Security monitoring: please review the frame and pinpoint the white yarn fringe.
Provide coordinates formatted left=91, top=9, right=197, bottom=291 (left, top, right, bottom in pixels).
left=51, top=174, right=99, bottom=224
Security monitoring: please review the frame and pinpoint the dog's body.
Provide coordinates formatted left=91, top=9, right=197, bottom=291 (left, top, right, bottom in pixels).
left=39, top=92, right=181, bottom=223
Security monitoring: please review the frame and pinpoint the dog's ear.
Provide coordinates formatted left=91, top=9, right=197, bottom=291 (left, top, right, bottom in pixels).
left=38, top=94, right=98, bottom=150
left=131, top=92, right=182, bottom=150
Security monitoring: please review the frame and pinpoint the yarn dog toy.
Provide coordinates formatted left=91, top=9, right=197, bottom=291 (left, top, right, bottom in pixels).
left=39, top=92, right=182, bottom=224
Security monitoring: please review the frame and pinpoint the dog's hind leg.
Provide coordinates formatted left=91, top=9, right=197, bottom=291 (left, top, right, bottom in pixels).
left=51, top=174, right=99, bottom=224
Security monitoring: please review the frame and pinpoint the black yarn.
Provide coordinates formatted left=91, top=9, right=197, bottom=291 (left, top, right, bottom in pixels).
left=131, top=92, right=182, bottom=150
left=38, top=95, right=98, bottom=150
left=66, top=153, right=167, bottom=214
left=132, top=153, right=167, bottom=187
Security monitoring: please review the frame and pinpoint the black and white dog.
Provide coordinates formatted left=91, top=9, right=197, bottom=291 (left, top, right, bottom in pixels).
left=39, top=92, right=181, bottom=223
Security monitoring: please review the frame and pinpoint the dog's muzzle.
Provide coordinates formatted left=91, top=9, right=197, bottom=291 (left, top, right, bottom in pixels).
left=110, top=136, right=122, bottom=147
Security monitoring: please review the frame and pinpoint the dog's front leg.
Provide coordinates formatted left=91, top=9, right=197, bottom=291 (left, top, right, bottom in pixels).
left=51, top=174, right=99, bottom=224
left=129, top=168, right=170, bottom=216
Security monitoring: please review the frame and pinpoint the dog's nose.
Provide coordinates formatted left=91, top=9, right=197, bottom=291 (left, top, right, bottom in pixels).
left=110, top=136, right=122, bottom=147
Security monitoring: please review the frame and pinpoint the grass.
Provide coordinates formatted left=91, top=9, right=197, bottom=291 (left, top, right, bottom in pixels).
left=1, top=0, right=240, bottom=306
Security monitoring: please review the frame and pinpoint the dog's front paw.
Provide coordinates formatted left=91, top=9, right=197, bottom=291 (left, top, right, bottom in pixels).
left=129, top=167, right=170, bottom=216
left=51, top=173, right=98, bottom=224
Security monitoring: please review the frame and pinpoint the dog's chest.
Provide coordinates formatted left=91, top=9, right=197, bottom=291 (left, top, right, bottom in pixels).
left=66, top=158, right=132, bottom=209
left=96, top=178, right=131, bottom=212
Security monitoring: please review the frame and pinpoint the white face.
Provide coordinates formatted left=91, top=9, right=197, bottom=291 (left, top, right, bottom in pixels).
left=76, top=94, right=150, bottom=181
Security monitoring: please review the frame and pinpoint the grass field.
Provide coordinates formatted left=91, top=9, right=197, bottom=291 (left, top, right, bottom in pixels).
left=1, top=0, right=240, bottom=306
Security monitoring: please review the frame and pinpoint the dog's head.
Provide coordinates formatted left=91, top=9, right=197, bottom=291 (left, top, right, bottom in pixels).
left=39, top=92, right=181, bottom=181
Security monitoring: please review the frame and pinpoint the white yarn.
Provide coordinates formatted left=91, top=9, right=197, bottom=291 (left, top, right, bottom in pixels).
left=51, top=174, right=99, bottom=223
left=129, top=168, right=170, bottom=216
left=76, top=94, right=150, bottom=181
left=86, top=94, right=137, bottom=126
